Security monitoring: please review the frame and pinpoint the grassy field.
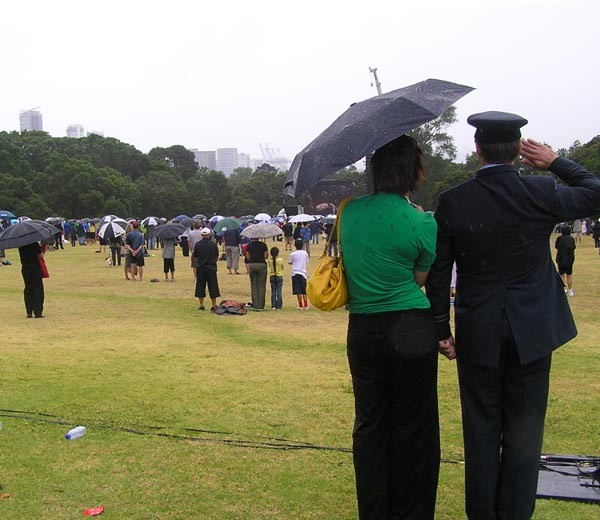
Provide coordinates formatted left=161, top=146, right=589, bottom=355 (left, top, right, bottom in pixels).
left=0, top=236, right=598, bottom=519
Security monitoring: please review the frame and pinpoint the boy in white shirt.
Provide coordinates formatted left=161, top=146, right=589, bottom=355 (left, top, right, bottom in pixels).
left=288, top=238, right=309, bottom=309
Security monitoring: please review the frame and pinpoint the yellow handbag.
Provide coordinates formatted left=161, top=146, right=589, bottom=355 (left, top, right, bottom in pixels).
left=307, top=197, right=353, bottom=311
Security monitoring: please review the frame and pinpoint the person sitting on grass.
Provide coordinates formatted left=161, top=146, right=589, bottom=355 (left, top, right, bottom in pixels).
left=288, top=238, right=309, bottom=310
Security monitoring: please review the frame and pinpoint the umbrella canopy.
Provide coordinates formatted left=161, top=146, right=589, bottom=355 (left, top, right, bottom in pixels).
left=141, top=216, right=159, bottom=228
left=98, top=214, right=119, bottom=227
left=240, top=223, right=283, bottom=239
left=110, top=218, right=129, bottom=229
left=97, top=221, right=126, bottom=240
left=0, top=219, right=59, bottom=249
left=192, top=214, right=207, bottom=221
left=173, top=214, right=190, bottom=223
left=283, top=78, right=474, bottom=197
left=321, top=216, right=336, bottom=225
left=209, top=215, right=225, bottom=224
left=154, top=222, right=186, bottom=239
left=213, top=218, right=243, bottom=233
left=0, top=210, right=16, bottom=220
left=289, top=214, right=316, bottom=224
left=254, top=212, right=271, bottom=222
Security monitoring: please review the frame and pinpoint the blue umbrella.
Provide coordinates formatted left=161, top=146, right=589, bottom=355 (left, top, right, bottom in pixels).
left=283, top=78, right=474, bottom=197
left=0, top=210, right=16, bottom=219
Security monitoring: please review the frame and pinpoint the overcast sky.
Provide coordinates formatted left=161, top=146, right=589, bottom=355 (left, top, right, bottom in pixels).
left=1, top=0, right=597, bottom=164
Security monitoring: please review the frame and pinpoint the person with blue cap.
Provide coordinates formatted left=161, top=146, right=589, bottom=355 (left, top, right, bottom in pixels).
left=426, top=111, right=600, bottom=519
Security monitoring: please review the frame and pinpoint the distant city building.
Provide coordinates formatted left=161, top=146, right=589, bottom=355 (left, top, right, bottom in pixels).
left=189, top=149, right=216, bottom=170
left=216, top=148, right=238, bottom=177
left=66, top=124, right=85, bottom=138
left=19, top=108, right=43, bottom=132
left=237, top=153, right=251, bottom=169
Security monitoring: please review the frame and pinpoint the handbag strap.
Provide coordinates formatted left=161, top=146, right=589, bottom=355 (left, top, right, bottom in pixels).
left=321, top=196, right=354, bottom=255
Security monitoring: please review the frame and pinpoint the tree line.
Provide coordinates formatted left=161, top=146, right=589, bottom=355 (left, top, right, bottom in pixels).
left=0, top=116, right=597, bottom=220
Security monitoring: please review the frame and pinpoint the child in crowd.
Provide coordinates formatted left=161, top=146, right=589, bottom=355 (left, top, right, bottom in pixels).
left=288, top=238, right=309, bottom=310
left=162, top=237, right=177, bottom=281
left=269, top=246, right=284, bottom=310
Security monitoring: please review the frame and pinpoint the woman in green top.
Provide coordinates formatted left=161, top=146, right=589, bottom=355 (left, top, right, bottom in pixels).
left=341, top=135, right=439, bottom=520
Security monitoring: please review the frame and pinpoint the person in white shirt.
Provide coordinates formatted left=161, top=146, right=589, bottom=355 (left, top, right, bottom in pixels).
left=288, top=238, right=309, bottom=309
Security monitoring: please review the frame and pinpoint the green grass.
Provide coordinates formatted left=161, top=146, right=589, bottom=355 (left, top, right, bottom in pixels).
left=0, top=238, right=598, bottom=518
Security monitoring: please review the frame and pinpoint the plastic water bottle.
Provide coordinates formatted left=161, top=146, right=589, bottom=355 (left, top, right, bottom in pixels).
left=65, top=426, right=86, bottom=440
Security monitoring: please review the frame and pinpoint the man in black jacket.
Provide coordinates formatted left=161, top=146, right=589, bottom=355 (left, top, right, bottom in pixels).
left=426, top=111, right=600, bottom=520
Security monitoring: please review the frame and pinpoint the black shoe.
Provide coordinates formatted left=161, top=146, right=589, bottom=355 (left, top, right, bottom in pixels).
left=34, top=315, right=44, bottom=319
left=198, top=306, right=205, bottom=311
left=27, top=313, right=32, bottom=318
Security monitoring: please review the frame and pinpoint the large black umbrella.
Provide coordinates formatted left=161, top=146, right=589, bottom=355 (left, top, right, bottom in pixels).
left=154, top=222, right=186, bottom=239
left=0, top=219, right=59, bottom=249
left=283, top=78, right=474, bottom=197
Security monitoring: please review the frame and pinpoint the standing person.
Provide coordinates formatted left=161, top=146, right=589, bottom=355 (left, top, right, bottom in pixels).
left=283, top=220, right=294, bottom=251
left=341, top=135, right=439, bottom=519
left=125, top=221, right=145, bottom=281
left=288, top=238, right=309, bottom=310
left=54, top=221, right=64, bottom=250
left=19, top=241, right=45, bottom=318
left=193, top=228, right=220, bottom=311
left=555, top=225, right=576, bottom=296
left=268, top=246, right=284, bottom=310
left=300, top=222, right=311, bottom=256
left=572, top=218, right=583, bottom=243
left=245, top=237, right=268, bottom=309
left=310, top=219, right=321, bottom=246
left=223, top=226, right=242, bottom=274
left=187, top=221, right=204, bottom=281
left=426, top=112, right=600, bottom=520
left=592, top=219, right=600, bottom=248
left=324, top=221, right=338, bottom=257
left=162, top=236, right=177, bottom=282
left=109, top=234, right=123, bottom=267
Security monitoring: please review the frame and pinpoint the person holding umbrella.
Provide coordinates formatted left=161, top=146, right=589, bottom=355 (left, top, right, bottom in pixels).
left=0, top=219, right=59, bottom=318
left=245, top=237, right=268, bottom=310
left=340, top=135, right=439, bottom=519
left=19, top=241, right=46, bottom=318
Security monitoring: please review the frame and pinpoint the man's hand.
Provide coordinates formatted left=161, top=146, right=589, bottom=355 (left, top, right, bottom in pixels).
left=520, top=139, right=559, bottom=170
left=438, top=336, right=456, bottom=360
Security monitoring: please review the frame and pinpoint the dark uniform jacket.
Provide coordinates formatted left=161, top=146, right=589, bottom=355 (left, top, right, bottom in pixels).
left=427, top=157, right=600, bottom=367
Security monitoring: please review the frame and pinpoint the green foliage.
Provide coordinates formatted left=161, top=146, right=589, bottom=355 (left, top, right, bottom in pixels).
left=568, top=135, right=600, bottom=174
left=148, top=145, right=198, bottom=181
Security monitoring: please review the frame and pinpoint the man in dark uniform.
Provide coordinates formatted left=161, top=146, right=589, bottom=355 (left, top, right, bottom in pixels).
left=426, top=111, right=600, bottom=520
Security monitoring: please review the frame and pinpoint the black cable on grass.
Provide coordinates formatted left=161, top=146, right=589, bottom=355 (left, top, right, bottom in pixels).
left=0, top=408, right=464, bottom=463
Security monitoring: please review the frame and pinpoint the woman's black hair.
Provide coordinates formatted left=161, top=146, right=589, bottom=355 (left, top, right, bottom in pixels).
left=270, top=246, right=279, bottom=275
left=370, top=134, right=426, bottom=195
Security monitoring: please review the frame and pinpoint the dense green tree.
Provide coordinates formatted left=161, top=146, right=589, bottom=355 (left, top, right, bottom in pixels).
left=136, top=170, right=187, bottom=217
left=568, top=136, right=600, bottom=174
left=0, top=173, right=51, bottom=218
left=148, top=145, right=198, bottom=181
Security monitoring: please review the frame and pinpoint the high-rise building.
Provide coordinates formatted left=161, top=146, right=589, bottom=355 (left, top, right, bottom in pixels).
left=189, top=149, right=217, bottom=170
left=19, top=108, right=43, bottom=132
left=66, top=124, right=85, bottom=138
left=237, top=153, right=251, bottom=169
left=216, top=148, right=238, bottom=177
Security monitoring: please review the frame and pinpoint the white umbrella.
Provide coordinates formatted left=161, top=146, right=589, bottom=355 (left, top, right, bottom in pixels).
left=289, top=214, right=316, bottom=223
left=98, top=221, right=126, bottom=240
left=141, top=216, right=159, bottom=228
left=254, top=212, right=271, bottom=222
left=241, top=223, right=283, bottom=239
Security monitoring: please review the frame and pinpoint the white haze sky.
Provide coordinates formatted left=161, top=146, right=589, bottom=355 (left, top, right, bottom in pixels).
left=1, top=0, right=598, bottom=164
